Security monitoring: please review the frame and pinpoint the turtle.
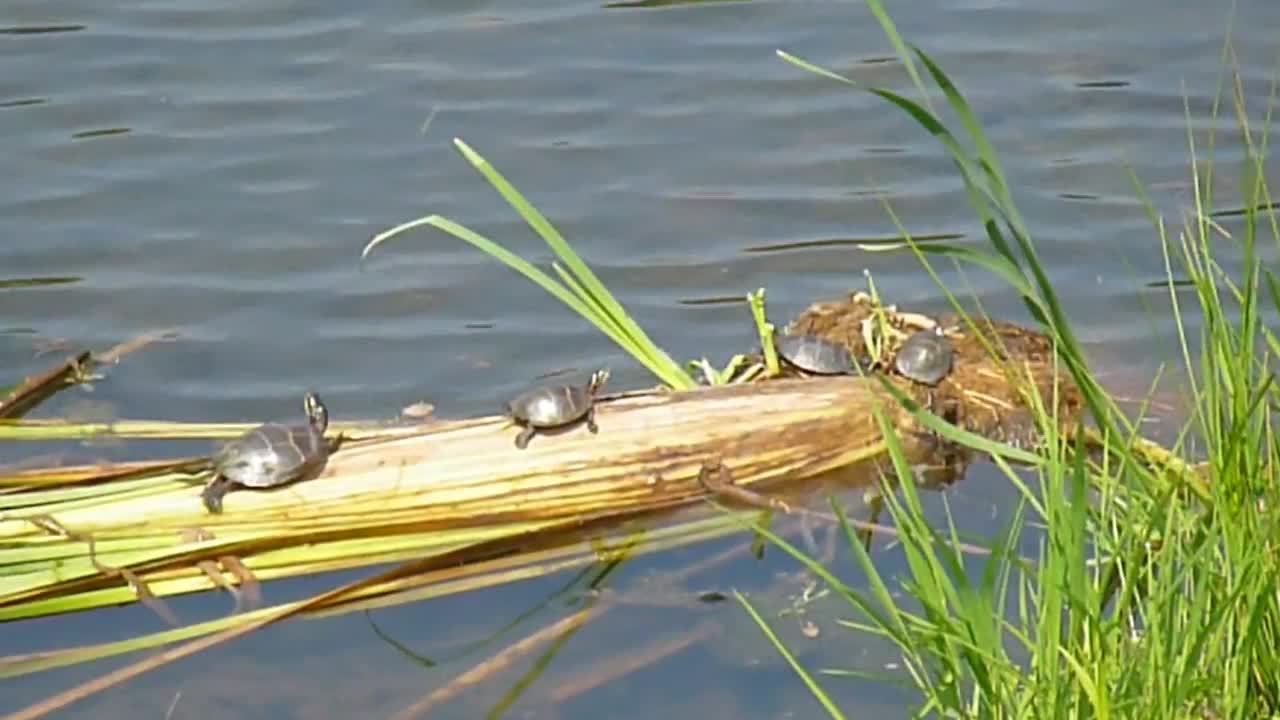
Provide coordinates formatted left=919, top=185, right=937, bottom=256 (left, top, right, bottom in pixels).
left=775, top=333, right=859, bottom=375
left=201, top=391, right=338, bottom=514
left=506, top=369, right=609, bottom=449
left=894, top=327, right=954, bottom=386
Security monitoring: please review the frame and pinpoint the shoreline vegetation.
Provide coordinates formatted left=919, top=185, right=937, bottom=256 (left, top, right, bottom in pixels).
left=2, top=0, right=1277, bottom=717
left=742, top=2, right=1279, bottom=718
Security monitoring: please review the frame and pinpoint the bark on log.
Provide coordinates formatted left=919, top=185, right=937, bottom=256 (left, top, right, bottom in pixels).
left=9, top=377, right=912, bottom=538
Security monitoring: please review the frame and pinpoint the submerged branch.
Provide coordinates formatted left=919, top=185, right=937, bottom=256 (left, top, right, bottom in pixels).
left=0, top=330, right=178, bottom=421
left=0, top=352, right=93, bottom=420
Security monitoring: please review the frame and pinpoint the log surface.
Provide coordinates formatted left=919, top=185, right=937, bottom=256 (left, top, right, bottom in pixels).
left=1, top=377, right=903, bottom=541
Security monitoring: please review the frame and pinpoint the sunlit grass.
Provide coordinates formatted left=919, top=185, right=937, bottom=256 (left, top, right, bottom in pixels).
left=737, top=0, right=1280, bottom=717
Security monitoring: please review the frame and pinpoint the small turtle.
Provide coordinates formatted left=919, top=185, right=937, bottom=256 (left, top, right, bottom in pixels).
left=894, top=327, right=954, bottom=386
left=506, top=369, right=609, bottom=449
left=775, top=333, right=858, bottom=375
left=201, top=391, right=338, bottom=514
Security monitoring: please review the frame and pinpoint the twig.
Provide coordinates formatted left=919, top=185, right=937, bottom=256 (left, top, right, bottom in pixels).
left=0, top=456, right=210, bottom=492
left=388, top=607, right=601, bottom=720
left=181, top=529, right=263, bottom=614
left=26, top=515, right=179, bottom=626
left=162, top=691, right=182, bottom=720
left=695, top=463, right=991, bottom=557
left=0, top=352, right=92, bottom=419
left=93, top=329, right=179, bottom=366
left=0, top=330, right=178, bottom=420
left=548, top=620, right=718, bottom=703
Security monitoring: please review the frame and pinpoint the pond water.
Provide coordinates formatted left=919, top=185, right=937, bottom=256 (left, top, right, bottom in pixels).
left=3, top=0, right=1278, bottom=716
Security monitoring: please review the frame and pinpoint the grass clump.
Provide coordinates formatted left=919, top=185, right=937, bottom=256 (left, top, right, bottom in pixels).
left=739, top=2, right=1280, bottom=717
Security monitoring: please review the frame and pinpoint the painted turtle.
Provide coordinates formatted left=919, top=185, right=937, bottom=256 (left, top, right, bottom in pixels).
left=201, top=391, right=337, bottom=514
left=506, top=369, right=610, bottom=449
left=894, top=327, right=954, bottom=386
left=775, top=333, right=858, bottom=375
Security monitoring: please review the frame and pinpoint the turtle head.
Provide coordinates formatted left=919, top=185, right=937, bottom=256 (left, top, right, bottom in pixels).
left=587, top=369, right=611, bottom=396
left=303, top=391, right=329, bottom=433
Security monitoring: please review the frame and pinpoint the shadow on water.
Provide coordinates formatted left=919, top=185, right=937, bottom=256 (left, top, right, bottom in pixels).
left=603, top=0, right=750, bottom=8
left=69, top=128, right=131, bottom=140
left=0, top=277, right=82, bottom=291
left=0, top=98, right=48, bottom=109
left=742, top=232, right=964, bottom=254
left=0, top=25, right=87, bottom=36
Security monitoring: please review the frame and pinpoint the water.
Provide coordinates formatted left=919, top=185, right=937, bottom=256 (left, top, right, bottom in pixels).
left=3, top=0, right=1277, bottom=716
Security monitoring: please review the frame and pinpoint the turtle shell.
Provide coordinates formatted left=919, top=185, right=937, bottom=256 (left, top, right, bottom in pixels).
left=776, top=333, right=857, bottom=375
left=507, top=384, right=593, bottom=429
left=214, top=420, right=328, bottom=489
left=894, top=328, right=954, bottom=386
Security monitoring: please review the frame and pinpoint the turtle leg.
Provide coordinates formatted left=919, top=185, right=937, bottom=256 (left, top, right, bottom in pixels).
left=585, top=405, right=598, bottom=434
left=697, top=459, right=792, bottom=513
left=201, top=475, right=233, bottom=514
left=514, top=425, right=536, bottom=449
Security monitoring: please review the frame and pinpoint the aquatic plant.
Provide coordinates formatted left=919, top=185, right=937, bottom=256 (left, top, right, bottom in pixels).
left=361, top=140, right=698, bottom=392
left=736, top=1, right=1280, bottom=717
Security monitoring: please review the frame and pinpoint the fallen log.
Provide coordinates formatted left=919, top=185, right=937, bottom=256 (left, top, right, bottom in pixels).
left=1, top=376, right=913, bottom=543
left=1, top=293, right=1087, bottom=620
left=0, top=374, right=947, bottom=617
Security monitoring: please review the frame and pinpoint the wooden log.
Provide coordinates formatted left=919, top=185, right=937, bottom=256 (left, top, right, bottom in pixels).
left=2, top=377, right=911, bottom=541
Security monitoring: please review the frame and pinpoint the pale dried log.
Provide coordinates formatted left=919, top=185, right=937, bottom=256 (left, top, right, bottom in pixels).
left=2, top=377, right=912, bottom=542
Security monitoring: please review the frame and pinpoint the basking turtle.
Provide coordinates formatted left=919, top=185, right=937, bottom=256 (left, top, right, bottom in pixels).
left=894, top=327, right=954, bottom=386
left=775, top=333, right=860, bottom=375
left=506, top=369, right=609, bottom=449
left=201, top=391, right=338, bottom=514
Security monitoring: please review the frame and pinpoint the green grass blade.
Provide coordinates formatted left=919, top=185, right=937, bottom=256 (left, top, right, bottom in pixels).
left=451, top=139, right=695, bottom=390
left=734, top=591, right=848, bottom=720
left=362, top=214, right=692, bottom=389
left=862, top=0, right=936, bottom=115
left=364, top=215, right=625, bottom=340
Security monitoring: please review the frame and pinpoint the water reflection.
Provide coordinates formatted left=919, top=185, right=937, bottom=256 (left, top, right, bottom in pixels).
left=1075, top=80, right=1132, bottom=88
